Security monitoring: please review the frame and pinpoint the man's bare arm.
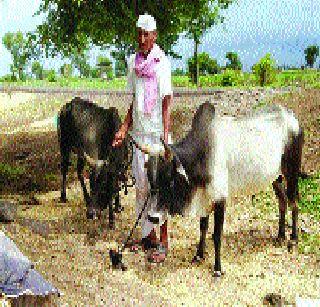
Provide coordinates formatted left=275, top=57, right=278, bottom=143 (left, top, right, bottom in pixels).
left=112, top=99, right=133, bottom=147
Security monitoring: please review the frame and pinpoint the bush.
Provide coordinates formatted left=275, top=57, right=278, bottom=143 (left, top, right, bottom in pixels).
left=1, top=74, right=17, bottom=82
left=172, top=68, right=185, bottom=76
left=221, top=69, right=242, bottom=86
left=47, top=70, right=57, bottom=82
left=252, top=53, right=277, bottom=86
left=172, top=76, right=191, bottom=87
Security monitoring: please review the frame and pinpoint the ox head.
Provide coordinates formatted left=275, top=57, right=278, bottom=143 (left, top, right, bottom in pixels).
left=83, top=150, right=123, bottom=213
left=137, top=138, right=190, bottom=221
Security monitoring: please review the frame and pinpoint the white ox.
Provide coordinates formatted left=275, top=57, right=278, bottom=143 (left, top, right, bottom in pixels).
left=138, top=102, right=304, bottom=277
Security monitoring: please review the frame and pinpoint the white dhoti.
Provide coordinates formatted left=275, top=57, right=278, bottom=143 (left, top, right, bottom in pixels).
left=132, top=133, right=166, bottom=238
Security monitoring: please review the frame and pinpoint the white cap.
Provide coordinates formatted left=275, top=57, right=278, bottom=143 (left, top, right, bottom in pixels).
left=137, top=13, right=157, bottom=32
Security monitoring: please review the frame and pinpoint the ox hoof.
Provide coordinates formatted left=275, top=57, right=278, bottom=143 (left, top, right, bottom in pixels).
left=59, top=196, right=67, bottom=203
left=287, top=239, right=298, bottom=252
left=213, top=270, right=223, bottom=278
left=114, top=205, right=124, bottom=213
left=191, top=255, right=204, bottom=264
left=274, top=236, right=286, bottom=247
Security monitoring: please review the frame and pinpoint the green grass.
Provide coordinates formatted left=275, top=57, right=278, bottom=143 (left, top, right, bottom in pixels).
left=2, top=69, right=320, bottom=90
left=0, top=163, right=26, bottom=181
left=298, top=173, right=320, bottom=220
left=299, top=232, right=320, bottom=255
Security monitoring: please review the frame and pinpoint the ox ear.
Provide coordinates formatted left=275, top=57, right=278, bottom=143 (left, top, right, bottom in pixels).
left=159, top=138, right=189, bottom=183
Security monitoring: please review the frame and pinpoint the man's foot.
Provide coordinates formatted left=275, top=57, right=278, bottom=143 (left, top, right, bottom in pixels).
left=128, top=229, right=158, bottom=253
left=147, top=243, right=167, bottom=263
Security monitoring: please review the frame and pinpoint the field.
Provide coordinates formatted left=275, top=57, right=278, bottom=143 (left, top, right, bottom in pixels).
left=1, top=69, right=320, bottom=90
left=0, top=89, right=319, bottom=306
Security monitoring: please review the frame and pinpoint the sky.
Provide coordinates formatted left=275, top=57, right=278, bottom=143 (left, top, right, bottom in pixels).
left=1, top=0, right=320, bottom=76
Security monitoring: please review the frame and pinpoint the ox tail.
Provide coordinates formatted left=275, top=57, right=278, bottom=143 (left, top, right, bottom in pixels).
left=286, top=127, right=304, bottom=202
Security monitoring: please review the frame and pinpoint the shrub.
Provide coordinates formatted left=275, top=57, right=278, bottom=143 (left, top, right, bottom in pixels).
left=252, top=53, right=277, bottom=86
left=47, top=70, right=57, bottom=82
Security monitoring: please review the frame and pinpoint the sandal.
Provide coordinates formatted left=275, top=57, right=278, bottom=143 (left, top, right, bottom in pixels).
left=128, top=237, right=159, bottom=253
left=147, top=243, right=168, bottom=263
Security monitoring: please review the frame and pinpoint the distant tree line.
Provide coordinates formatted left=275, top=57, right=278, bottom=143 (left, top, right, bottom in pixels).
left=2, top=29, right=319, bottom=87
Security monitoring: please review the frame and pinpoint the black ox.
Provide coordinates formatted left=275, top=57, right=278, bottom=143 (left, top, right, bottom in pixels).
left=139, top=102, right=303, bottom=276
left=57, top=97, right=131, bottom=227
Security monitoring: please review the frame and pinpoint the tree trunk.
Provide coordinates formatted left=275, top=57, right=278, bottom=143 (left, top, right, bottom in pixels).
left=194, top=38, right=199, bottom=88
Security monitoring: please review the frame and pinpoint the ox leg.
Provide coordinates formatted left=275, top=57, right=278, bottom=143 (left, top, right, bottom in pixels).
left=284, top=128, right=303, bottom=243
left=192, top=216, right=209, bottom=263
left=272, top=175, right=287, bottom=242
left=77, top=157, right=91, bottom=205
left=86, top=172, right=98, bottom=220
left=212, top=200, right=225, bottom=277
left=114, top=191, right=123, bottom=213
left=60, top=149, right=70, bottom=203
left=108, top=195, right=115, bottom=230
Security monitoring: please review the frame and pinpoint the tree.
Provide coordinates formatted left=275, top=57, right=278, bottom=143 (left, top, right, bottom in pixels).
left=225, top=51, right=242, bottom=70
left=2, top=31, right=39, bottom=80
left=252, top=53, right=277, bottom=86
left=60, top=64, right=73, bottom=78
left=70, top=47, right=91, bottom=77
left=304, top=45, right=319, bottom=68
left=183, top=1, right=234, bottom=86
left=111, top=45, right=128, bottom=77
left=96, top=56, right=113, bottom=79
left=188, top=52, right=220, bottom=78
left=35, top=1, right=196, bottom=58
left=31, top=61, right=43, bottom=79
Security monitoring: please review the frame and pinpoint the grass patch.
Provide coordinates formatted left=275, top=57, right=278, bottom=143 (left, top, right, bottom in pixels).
left=0, top=163, right=26, bottom=180
left=299, top=232, right=320, bottom=256
left=298, top=173, right=320, bottom=220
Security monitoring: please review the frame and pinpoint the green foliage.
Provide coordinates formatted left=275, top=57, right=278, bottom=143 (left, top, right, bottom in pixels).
left=90, top=68, right=101, bottom=79
left=172, top=68, right=185, bottom=76
left=31, top=61, right=44, bottom=79
left=225, top=51, right=242, bottom=70
left=221, top=69, right=242, bottom=86
left=183, top=1, right=234, bottom=85
left=112, top=49, right=127, bottom=77
left=97, top=56, right=113, bottom=79
left=252, top=53, right=277, bottom=86
left=114, top=59, right=126, bottom=77
left=60, top=64, right=73, bottom=78
left=298, top=173, right=320, bottom=220
left=47, top=70, right=57, bottom=82
left=304, top=45, right=319, bottom=68
left=70, top=48, right=91, bottom=77
left=0, top=163, right=26, bottom=182
left=35, top=1, right=188, bottom=57
left=188, top=52, right=220, bottom=82
left=2, top=31, right=40, bottom=80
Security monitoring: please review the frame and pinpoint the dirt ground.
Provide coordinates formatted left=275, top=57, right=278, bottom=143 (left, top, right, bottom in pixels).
left=0, top=89, right=319, bottom=306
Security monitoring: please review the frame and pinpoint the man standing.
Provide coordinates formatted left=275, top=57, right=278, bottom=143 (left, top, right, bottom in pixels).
left=112, top=13, right=172, bottom=263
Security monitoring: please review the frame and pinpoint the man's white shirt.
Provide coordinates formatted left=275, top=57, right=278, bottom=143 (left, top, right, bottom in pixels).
left=127, top=44, right=173, bottom=138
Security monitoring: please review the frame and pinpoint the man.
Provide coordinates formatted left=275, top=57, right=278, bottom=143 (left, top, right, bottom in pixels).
left=112, top=13, right=172, bottom=263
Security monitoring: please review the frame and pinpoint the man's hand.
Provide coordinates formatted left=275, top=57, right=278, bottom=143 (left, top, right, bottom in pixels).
left=112, top=125, right=127, bottom=147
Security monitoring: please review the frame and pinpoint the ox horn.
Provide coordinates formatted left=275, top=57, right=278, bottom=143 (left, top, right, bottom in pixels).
left=83, top=152, right=107, bottom=169
left=160, top=138, right=189, bottom=183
